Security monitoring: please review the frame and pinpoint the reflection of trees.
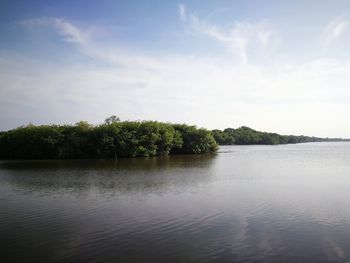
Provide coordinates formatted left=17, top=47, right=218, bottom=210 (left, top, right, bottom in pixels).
left=0, top=155, right=217, bottom=196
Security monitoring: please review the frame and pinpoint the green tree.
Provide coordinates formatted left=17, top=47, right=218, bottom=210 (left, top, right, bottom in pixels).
left=104, top=115, right=120, bottom=125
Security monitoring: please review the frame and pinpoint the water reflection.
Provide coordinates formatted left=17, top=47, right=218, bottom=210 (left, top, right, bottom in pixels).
left=1, top=143, right=350, bottom=262
left=0, top=154, right=217, bottom=196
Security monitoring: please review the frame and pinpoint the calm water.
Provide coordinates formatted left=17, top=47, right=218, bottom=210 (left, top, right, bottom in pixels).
left=1, top=142, right=350, bottom=262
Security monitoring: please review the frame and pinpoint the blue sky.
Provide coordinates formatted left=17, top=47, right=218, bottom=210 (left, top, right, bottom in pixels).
left=1, top=0, right=350, bottom=137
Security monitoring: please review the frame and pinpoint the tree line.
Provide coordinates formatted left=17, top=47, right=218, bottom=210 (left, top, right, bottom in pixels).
left=212, top=126, right=345, bottom=145
left=0, top=118, right=218, bottom=159
left=0, top=118, right=346, bottom=160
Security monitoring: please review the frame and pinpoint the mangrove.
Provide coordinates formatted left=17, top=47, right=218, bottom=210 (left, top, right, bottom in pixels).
left=0, top=117, right=346, bottom=160
left=0, top=119, right=218, bottom=159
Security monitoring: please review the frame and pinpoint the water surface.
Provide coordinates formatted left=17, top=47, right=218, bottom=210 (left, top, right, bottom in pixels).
left=1, top=142, right=350, bottom=262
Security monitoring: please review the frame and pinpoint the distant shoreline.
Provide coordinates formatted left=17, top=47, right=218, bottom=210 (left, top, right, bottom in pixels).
left=0, top=119, right=347, bottom=160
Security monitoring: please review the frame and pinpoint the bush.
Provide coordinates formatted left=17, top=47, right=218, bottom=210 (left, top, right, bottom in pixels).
left=0, top=121, right=218, bottom=159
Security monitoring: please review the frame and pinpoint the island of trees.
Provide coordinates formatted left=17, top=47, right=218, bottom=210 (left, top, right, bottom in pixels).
left=211, top=126, right=345, bottom=145
left=0, top=117, right=218, bottom=159
left=0, top=116, right=346, bottom=159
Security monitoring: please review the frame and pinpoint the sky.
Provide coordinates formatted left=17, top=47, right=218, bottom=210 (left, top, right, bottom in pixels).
left=1, top=0, right=350, bottom=137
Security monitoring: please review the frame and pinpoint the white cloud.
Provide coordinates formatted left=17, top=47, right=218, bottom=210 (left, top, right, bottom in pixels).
left=20, top=18, right=90, bottom=45
left=324, top=17, right=350, bottom=45
left=178, top=4, right=274, bottom=63
left=178, top=4, right=187, bottom=22
left=2, top=17, right=350, bottom=137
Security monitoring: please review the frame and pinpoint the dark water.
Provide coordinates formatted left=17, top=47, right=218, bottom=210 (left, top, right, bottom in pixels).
left=1, top=143, right=350, bottom=262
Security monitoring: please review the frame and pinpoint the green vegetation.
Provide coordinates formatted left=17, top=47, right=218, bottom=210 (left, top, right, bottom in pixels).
left=212, top=126, right=344, bottom=145
left=0, top=118, right=218, bottom=159
left=0, top=117, right=346, bottom=160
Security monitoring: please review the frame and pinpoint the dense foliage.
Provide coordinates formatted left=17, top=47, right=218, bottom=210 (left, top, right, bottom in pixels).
left=212, top=126, right=344, bottom=145
left=0, top=118, right=346, bottom=160
left=0, top=120, right=218, bottom=159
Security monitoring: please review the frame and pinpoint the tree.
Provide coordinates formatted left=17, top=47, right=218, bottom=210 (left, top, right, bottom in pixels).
left=104, top=115, right=120, bottom=125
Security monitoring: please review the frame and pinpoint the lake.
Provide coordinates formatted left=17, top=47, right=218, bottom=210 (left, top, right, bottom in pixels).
left=1, top=142, right=350, bottom=262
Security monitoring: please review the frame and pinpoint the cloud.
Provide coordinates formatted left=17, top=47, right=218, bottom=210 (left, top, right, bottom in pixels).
left=2, top=16, right=350, bottom=137
left=178, top=4, right=274, bottom=63
left=20, top=18, right=90, bottom=45
left=178, top=4, right=187, bottom=22
left=20, top=17, right=163, bottom=69
left=324, top=17, right=350, bottom=45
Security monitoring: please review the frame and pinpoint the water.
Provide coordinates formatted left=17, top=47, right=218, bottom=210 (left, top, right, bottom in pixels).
left=1, top=142, right=350, bottom=262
